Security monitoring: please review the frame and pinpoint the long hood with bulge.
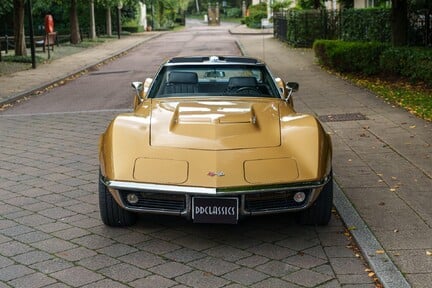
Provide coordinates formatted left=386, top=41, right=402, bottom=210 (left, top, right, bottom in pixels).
left=100, top=98, right=331, bottom=187
left=150, top=99, right=281, bottom=150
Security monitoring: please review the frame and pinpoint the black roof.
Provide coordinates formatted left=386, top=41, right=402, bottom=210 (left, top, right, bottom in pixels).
left=167, top=56, right=261, bottom=64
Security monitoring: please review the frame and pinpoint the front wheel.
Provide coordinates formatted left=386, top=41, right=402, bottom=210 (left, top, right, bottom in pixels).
left=99, top=171, right=136, bottom=227
left=298, top=173, right=333, bottom=226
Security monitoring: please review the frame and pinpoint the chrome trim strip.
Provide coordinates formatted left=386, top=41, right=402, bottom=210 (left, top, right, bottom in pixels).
left=103, top=177, right=329, bottom=196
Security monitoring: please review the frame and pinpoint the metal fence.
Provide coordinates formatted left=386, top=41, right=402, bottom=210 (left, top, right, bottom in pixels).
left=274, top=9, right=432, bottom=47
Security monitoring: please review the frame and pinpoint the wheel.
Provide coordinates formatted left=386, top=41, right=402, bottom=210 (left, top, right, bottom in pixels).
left=298, top=173, right=333, bottom=226
left=99, top=171, right=136, bottom=227
left=234, top=87, right=261, bottom=95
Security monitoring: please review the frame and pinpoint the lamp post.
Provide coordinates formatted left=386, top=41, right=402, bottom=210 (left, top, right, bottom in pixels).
left=117, top=1, right=123, bottom=39
left=26, top=0, right=36, bottom=68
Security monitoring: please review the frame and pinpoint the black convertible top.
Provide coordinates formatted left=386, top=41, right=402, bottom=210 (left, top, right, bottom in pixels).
left=167, top=56, right=261, bottom=65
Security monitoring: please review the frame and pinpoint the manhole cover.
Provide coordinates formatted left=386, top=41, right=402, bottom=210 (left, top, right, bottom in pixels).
left=318, top=112, right=368, bottom=122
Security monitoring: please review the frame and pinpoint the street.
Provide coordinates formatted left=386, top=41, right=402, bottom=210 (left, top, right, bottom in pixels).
left=0, top=20, right=387, bottom=287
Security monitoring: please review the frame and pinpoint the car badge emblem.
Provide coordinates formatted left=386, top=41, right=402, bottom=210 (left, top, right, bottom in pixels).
left=207, top=171, right=225, bottom=177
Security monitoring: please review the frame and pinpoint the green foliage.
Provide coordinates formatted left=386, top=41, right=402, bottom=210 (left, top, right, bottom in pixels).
left=380, top=47, right=432, bottom=84
left=314, top=39, right=432, bottom=84
left=272, top=0, right=292, bottom=12
left=225, top=7, right=242, bottom=18
left=244, top=2, right=267, bottom=28
left=2, top=55, right=44, bottom=63
left=341, top=8, right=391, bottom=42
left=297, top=0, right=322, bottom=9
left=313, top=40, right=389, bottom=75
left=0, top=0, right=13, bottom=16
left=286, top=9, right=324, bottom=47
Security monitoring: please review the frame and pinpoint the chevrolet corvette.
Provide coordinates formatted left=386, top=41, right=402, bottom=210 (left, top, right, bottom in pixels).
left=98, top=56, right=333, bottom=226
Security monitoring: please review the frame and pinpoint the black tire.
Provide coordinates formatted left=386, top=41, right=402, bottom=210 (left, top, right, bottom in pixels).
left=99, top=171, right=136, bottom=227
left=298, top=173, right=333, bottom=226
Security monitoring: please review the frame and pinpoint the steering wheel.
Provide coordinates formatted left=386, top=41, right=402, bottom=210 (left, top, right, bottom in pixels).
left=234, top=86, right=261, bottom=95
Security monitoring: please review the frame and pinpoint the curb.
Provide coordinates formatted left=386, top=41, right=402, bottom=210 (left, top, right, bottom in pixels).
left=0, top=33, right=162, bottom=106
left=333, top=181, right=411, bottom=288
left=229, top=24, right=273, bottom=36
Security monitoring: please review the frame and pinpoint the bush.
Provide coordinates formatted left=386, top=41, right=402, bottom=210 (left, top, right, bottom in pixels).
left=380, top=47, right=432, bottom=84
left=314, top=39, right=432, bottom=84
left=244, top=3, right=267, bottom=28
left=313, top=40, right=389, bottom=75
left=226, top=7, right=242, bottom=18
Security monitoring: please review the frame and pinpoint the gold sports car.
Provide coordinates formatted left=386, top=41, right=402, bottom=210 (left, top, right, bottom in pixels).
left=99, top=56, right=332, bottom=226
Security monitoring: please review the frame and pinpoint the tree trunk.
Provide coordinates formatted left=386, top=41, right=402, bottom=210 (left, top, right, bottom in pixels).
left=89, top=0, right=96, bottom=39
left=391, top=0, right=408, bottom=46
left=70, top=0, right=81, bottom=44
left=13, top=0, right=26, bottom=56
left=106, top=7, right=112, bottom=36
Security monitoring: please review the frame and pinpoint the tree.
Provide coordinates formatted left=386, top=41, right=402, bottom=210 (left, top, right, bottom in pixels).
left=391, top=0, right=408, bottom=46
left=13, top=0, right=26, bottom=56
left=89, top=0, right=96, bottom=39
left=70, top=0, right=81, bottom=43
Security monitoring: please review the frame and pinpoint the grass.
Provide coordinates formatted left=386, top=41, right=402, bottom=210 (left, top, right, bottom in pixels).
left=0, top=38, right=111, bottom=76
left=347, top=74, right=432, bottom=121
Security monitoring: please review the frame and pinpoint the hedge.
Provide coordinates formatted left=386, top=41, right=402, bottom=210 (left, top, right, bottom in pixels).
left=313, top=40, right=388, bottom=75
left=380, top=47, right=432, bottom=84
left=341, top=8, right=391, bottom=43
left=314, top=39, right=432, bottom=84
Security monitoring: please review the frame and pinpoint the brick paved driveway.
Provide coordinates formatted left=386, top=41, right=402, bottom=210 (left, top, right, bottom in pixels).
left=0, top=109, right=375, bottom=286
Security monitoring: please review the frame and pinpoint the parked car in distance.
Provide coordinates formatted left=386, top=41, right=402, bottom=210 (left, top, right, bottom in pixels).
left=99, top=56, right=333, bottom=226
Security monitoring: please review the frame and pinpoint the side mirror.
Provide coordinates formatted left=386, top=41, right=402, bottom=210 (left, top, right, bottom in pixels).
left=131, top=78, right=153, bottom=104
left=131, top=81, right=144, bottom=102
left=286, top=82, right=299, bottom=92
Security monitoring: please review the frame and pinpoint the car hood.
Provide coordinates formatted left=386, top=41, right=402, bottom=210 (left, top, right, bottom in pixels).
left=150, top=99, right=281, bottom=150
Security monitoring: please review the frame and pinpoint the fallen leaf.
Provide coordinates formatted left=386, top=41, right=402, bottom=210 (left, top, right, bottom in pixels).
left=409, top=125, right=416, bottom=129
left=390, top=188, right=396, bottom=192
left=393, top=229, right=399, bottom=233
left=368, top=272, right=376, bottom=277
left=391, top=176, right=397, bottom=180
left=348, top=226, right=357, bottom=231
left=376, top=250, right=385, bottom=254
left=427, top=251, right=432, bottom=256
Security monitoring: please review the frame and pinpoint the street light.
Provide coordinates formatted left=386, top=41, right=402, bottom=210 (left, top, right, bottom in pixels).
left=26, top=0, right=36, bottom=68
left=117, top=1, right=123, bottom=39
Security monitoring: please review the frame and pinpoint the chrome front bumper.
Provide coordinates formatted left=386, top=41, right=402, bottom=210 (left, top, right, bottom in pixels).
left=101, top=176, right=330, bottom=218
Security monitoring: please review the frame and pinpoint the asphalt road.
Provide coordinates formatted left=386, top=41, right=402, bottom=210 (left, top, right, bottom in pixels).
left=0, top=20, right=378, bottom=287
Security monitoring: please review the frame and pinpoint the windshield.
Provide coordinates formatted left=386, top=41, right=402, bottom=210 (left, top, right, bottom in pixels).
left=147, top=64, right=281, bottom=99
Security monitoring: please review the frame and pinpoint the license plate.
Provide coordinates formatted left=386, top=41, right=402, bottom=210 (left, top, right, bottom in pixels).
left=192, top=197, right=238, bottom=224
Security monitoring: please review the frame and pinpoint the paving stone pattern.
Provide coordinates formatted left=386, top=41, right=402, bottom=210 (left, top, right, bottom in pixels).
left=0, top=112, right=374, bottom=287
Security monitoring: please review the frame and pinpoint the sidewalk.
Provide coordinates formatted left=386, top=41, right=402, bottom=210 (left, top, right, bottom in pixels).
left=233, top=31, right=431, bottom=287
left=0, top=33, right=161, bottom=105
left=1, top=24, right=430, bottom=287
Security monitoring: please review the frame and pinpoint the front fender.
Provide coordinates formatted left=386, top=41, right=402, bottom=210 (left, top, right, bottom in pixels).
left=99, top=113, right=151, bottom=180
left=280, top=113, right=332, bottom=181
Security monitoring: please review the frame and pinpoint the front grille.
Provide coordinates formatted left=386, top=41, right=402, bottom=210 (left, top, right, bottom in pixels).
left=244, top=190, right=310, bottom=212
left=119, top=190, right=186, bottom=212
